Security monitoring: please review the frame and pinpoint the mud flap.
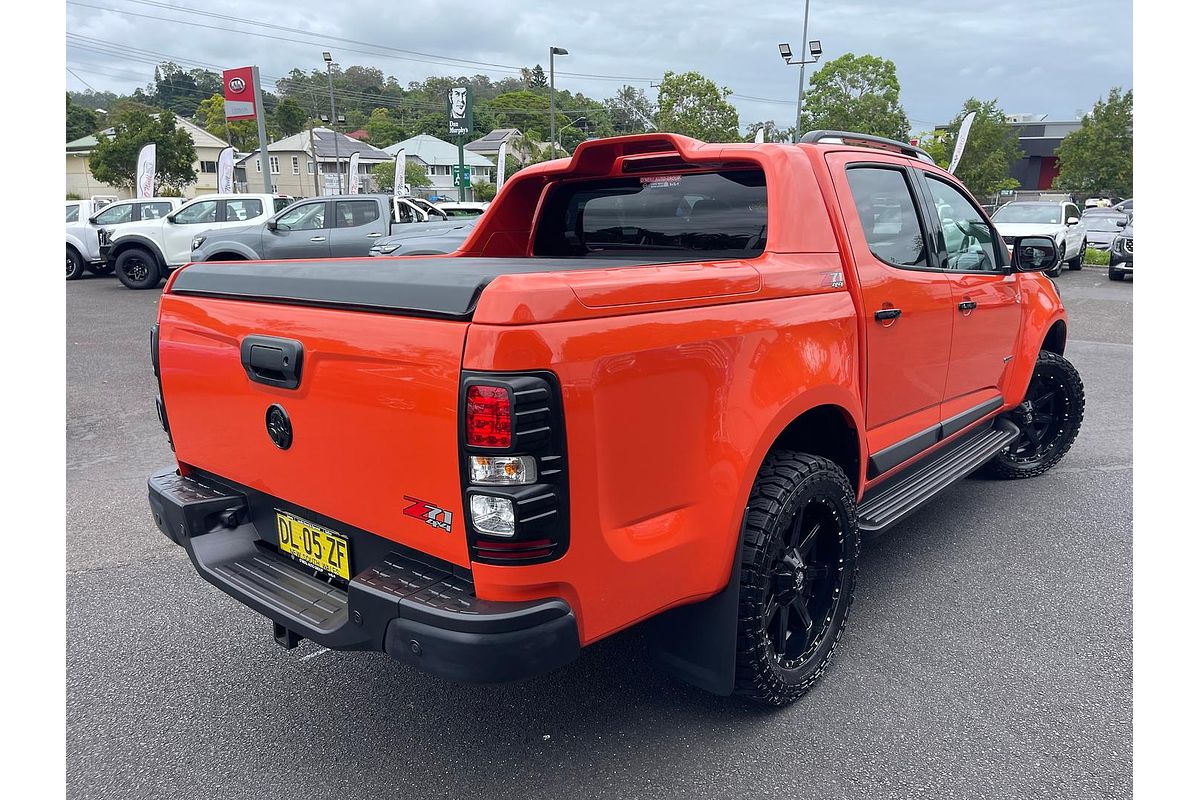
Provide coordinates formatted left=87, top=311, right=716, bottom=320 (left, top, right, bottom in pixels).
left=648, top=519, right=745, bottom=696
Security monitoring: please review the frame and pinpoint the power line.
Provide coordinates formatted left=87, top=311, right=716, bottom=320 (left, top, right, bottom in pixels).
left=66, top=66, right=98, bottom=91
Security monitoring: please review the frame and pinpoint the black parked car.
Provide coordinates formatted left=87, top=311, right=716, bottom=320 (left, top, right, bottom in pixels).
left=1109, top=217, right=1133, bottom=281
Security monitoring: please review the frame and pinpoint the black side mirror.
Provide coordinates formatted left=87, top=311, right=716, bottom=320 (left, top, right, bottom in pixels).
left=1012, top=235, right=1060, bottom=272
left=87, top=215, right=98, bottom=225
left=266, top=219, right=278, bottom=231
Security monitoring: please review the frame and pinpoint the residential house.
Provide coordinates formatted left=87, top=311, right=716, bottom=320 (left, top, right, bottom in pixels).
left=384, top=134, right=495, bottom=201
left=65, top=114, right=231, bottom=200
left=235, top=128, right=393, bottom=197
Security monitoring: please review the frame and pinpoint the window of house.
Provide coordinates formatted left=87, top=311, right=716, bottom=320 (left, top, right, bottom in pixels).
left=307, top=160, right=314, bottom=175
left=845, top=167, right=929, bottom=268
left=255, top=158, right=261, bottom=173
left=269, top=156, right=280, bottom=175
left=292, top=156, right=300, bottom=175
left=199, top=161, right=218, bottom=173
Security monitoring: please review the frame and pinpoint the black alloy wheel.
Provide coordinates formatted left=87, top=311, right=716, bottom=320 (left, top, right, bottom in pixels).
left=982, top=350, right=1085, bottom=479
left=115, top=247, right=162, bottom=290
left=734, top=451, right=858, bottom=706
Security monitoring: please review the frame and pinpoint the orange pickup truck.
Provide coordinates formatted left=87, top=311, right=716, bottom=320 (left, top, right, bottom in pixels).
left=147, top=131, right=1084, bottom=705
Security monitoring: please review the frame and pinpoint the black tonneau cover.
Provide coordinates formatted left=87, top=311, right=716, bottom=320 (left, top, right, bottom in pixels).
left=169, top=254, right=734, bottom=319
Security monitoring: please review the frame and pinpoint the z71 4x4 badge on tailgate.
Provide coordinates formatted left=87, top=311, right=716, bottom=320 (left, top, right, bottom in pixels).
left=402, top=496, right=453, bottom=532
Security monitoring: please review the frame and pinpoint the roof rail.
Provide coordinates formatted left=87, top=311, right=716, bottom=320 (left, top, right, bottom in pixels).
left=799, top=130, right=935, bottom=164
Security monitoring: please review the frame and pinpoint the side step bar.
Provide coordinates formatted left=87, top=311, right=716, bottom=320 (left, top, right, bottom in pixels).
left=858, top=418, right=1020, bottom=532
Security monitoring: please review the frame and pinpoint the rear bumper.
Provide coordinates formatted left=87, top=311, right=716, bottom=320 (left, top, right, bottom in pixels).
left=147, top=467, right=579, bottom=683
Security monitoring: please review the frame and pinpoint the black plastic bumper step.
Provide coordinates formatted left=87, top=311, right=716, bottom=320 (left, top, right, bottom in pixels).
left=210, top=549, right=348, bottom=633
left=858, top=419, right=1020, bottom=532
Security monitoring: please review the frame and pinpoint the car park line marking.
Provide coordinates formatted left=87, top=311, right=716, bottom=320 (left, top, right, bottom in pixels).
left=1071, top=339, right=1133, bottom=349
left=299, top=646, right=330, bottom=661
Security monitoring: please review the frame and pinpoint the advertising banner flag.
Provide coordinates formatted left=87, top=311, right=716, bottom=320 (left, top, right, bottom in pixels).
left=393, top=149, right=406, bottom=196
left=754, top=127, right=766, bottom=144
left=136, top=143, right=156, bottom=198
left=223, top=66, right=256, bottom=120
left=495, top=140, right=507, bottom=191
left=348, top=152, right=361, bottom=194
left=948, top=111, right=977, bottom=175
left=216, top=146, right=235, bottom=194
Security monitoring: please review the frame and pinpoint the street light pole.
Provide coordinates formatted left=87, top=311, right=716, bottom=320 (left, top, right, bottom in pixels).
left=778, top=3, right=823, bottom=144
left=549, top=46, right=568, bottom=157
left=323, top=52, right=342, bottom=194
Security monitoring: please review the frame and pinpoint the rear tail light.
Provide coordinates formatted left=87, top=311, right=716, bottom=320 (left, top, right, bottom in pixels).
left=460, top=372, right=568, bottom=565
left=468, top=455, right=536, bottom=485
left=465, top=385, right=512, bottom=448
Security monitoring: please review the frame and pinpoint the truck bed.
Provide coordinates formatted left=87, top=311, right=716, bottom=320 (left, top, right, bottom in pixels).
left=169, top=254, right=743, bottom=320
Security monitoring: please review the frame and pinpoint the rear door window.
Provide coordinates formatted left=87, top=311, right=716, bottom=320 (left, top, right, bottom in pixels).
left=66, top=204, right=80, bottom=223
left=139, top=202, right=175, bottom=220
left=335, top=200, right=380, bottom=228
left=224, top=199, right=264, bottom=222
left=845, top=167, right=929, bottom=268
left=534, top=169, right=767, bottom=258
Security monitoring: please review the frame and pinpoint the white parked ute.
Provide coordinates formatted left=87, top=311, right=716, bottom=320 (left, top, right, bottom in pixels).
left=103, top=193, right=294, bottom=289
left=67, top=197, right=183, bottom=280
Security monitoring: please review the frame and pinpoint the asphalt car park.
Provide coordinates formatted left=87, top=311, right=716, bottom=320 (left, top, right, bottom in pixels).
left=66, top=265, right=1131, bottom=800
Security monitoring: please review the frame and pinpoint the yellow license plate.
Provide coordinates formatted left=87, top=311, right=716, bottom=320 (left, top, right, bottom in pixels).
left=276, top=511, right=351, bottom=580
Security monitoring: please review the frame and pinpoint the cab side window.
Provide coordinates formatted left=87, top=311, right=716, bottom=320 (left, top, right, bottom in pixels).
left=140, top=202, right=174, bottom=220
left=224, top=199, right=264, bottom=222
left=66, top=204, right=80, bottom=223
left=335, top=200, right=380, bottom=228
left=173, top=200, right=218, bottom=225
left=94, top=204, right=133, bottom=225
left=922, top=175, right=1001, bottom=272
left=275, top=202, right=326, bottom=231
left=845, top=167, right=929, bottom=268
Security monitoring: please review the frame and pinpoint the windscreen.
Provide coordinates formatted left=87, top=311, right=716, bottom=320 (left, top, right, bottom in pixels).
left=992, top=203, right=1062, bottom=224
left=534, top=169, right=767, bottom=258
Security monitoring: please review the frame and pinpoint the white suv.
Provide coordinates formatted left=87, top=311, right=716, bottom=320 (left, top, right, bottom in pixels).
left=67, top=197, right=183, bottom=280
left=105, top=193, right=294, bottom=289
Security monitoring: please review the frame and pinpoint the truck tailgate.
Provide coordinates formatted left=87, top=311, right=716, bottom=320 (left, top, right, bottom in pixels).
left=157, top=292, right=471, bottom=567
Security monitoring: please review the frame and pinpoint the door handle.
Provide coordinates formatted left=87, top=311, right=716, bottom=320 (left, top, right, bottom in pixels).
left=958, top=300, right=977, bottom=312
left=365, top=232, right=383, bottom=238
left=310, top=236, right=326, bottom=242
left=874, top=308, right=902, bottom=322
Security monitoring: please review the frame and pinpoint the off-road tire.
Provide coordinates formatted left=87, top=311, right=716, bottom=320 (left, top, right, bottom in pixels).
left=982, top=351, right=1085, bottom=479
left=115, top=247, right=162, bottom=290
left=733, top=451, right=859, bottom=706
left=1108, top=267, right=1124, bottom=281
left=1067, top=249, right=1083, bottom=270
left=66, top=247, right=86, bottom=280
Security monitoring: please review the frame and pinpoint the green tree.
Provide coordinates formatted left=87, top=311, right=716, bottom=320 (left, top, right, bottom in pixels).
left=801, top=53, right=909, bottom=141
left=370, top=160, right=432, bottom=193
left=743, top=120, right=794, bottom=143
left=928, top=98, right=1021, bottom=198
left=654, top=71, right=739, bottom=141
left=522, top=65, right=548, bottom=89
left=274, top=98, right=307, bottom=137
left=195, top=94, right=254, bottom=150
left=473, top=180, right=497, bottom=201
left=605, top=85, right=655, bottom=134
left=1053, top=87, right=1133, bottom=198
left=487, top=90, right=557, bottom=140
left=89, top=109, right=197, bottom=193
left=66, top=94, right=98, bottom=142
left=363, top=108, right=406, bottom=147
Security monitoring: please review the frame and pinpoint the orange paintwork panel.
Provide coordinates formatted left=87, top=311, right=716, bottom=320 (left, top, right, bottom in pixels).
left=463, top=292, right=861, bottom=644
left=157, top=294, right=472, bottom=568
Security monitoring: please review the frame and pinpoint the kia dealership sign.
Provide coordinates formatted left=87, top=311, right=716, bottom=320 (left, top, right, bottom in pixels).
left=223, top=66, right=256, bottom=119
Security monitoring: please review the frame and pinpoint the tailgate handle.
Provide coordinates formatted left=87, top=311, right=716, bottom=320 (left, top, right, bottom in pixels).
left=240, top=335, right=303, bottom=389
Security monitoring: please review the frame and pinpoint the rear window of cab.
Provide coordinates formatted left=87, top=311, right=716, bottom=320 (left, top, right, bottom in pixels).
left=533, top=169, right=767, bottom=259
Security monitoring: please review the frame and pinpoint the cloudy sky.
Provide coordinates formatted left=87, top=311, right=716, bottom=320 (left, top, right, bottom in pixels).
left=66, top=0, right=1132, bottom=133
